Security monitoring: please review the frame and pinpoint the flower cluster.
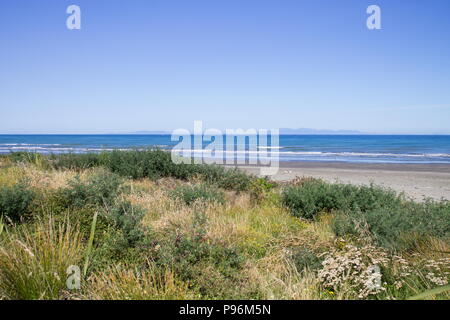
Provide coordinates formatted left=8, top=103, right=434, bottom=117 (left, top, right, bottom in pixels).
left=318, top=244, right=389, bottom=298
left=317, top=242, right=450, bottom=299
left=423, top=258, right=450, bottom=286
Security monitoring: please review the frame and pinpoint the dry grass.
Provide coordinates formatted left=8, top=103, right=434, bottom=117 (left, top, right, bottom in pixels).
left=22, top=166, right=99, bottom=191
left=204, top=203, right=305, bottom=255
left=0, top=157, right=12, bottom=168
left=246, top=250, right=324, bottom=300
left=0, top=162, right=95, bottom=192
left=0, top=216, right=83, bottom=299
left=83, top=264, right=196, bottom=300
left=0, top=161, right=448, bottom=300
left=0, top=165, right=27, bottom=186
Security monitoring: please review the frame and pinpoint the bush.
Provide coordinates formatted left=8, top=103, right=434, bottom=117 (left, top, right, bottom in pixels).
left=249, top=177, right=278, bottom=203
left=170, top=184, right=225, bottom=205
left=282, top=180, right=343, bottom=219
left=332, top=200, right=450, bottom=251
left=57, top=169, right=123, bottom=208
left=149, top=212, right=251, bottom=299
left=281, top=180, right=450, bottom=251
left=282, top=180, right=401, bottom=219
left=49, top=153, right=103, bottom=170
left=195, top=165, right=254, bottom=191
left=102, top=200, right=147, bottom=248
left=104, top=149, right=173, bottom=179
left=87, top=200, right=150, bottom=272
left=217, top=168, right=254, bottom=191
left=0, top=182, right=35, bottom=223
left=11, top=151, right=255, bottom=192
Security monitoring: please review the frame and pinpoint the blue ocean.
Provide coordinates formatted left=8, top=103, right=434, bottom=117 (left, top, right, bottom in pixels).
left=1, top=135, right=450, bottom=164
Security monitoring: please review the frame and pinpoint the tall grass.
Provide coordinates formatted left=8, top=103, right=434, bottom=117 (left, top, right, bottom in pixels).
left=84, top=264, right=195, bottom=300
left=7, top=152, right=49, bottom=170
left=0, top=217, right=83, bottom=299
left=1, top=155, right=448, bottom=300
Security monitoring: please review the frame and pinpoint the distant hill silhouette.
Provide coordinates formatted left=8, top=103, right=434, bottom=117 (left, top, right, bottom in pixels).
left=279, top=128, right=362, bottom=135
left=124, top=128, right=362, bottom=135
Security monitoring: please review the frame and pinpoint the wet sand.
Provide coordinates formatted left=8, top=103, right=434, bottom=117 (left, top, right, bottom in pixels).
left=238, top=162, right=450, bottom=201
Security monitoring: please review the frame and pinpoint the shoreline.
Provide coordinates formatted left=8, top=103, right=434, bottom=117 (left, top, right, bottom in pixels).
left=278, top=161, right=450, bottom=173
left=237, top=161, right=450, bottom=201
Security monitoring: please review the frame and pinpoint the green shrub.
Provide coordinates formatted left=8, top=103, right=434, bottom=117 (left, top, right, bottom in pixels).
left=332, top=200, right=450, bottom=251
left=86, top=200, right=150, bottom=272
left=170, top=184, right=225, bottom=205
left=0, top=182, right=35, bottom=223
left=174, top=212, right=243, bottom=274
left=282, top=180, right=401, bottom=219
left=282, top=181, right=339, bottom=219
left=49, top=153, right=103, bottom=170
left=281, top=179, right=450, bottom=251
left=195, top=165, right=254, bottom=191
left=217, top=168, right=254, bottom=191
left=105, top=149, right=172, bottom=179
left=9, top=151, right=255, bottom=192
left=281, top=180, right=450, bottom=251
left=57, top=170, right=123, bottom=208
left=102, top=200, right=147, bottom=248
left=249, top=177, right=278, bottom=203
left=150, top=213, right=249, bottom=298
left=155, top=235, right=246, bottom=298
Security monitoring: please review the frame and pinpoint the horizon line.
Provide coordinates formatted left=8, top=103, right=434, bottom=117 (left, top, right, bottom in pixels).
left=1, top=132, right=450, bottom=136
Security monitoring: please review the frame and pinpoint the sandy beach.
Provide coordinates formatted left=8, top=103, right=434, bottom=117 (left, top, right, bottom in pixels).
left=239, top=162, right=450, bottom=201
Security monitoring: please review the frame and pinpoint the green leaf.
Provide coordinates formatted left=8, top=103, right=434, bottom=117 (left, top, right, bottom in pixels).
left=408, top=284, right=450, bottom=300
left=83, top=212, right=98, bottom=277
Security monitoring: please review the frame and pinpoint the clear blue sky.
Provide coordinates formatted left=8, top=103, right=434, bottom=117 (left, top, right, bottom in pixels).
left=1, top=0, right=449, bottom=134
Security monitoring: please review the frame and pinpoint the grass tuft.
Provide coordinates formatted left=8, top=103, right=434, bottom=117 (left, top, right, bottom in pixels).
left=0, top=217, right=83, bottom=299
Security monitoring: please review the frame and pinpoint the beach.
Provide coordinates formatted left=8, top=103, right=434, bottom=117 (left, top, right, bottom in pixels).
left=240, top=162, right=450, bottom=201
left=1, top=135, right=450, bottom=201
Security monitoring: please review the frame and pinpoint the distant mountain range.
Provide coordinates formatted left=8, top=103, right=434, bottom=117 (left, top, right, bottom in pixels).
left=126, top=128, right=362, bottom=135
left=128, top=130, right=172, bottom=134
left=279, top=128, right=362, bottom=135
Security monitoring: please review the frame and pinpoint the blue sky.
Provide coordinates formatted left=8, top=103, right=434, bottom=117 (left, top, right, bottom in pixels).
left=0, top=0, right=449, bottom=134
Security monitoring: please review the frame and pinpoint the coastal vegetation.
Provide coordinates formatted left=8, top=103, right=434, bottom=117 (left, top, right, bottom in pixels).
left=0, top=151, right=448, bottom=300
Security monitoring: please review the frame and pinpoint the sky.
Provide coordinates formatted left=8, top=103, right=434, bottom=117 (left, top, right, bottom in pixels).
left=0, top=0, right=449, bottom=134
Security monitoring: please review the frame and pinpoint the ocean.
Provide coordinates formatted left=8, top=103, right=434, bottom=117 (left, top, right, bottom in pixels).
left=1, top=134, right=450, bottom=164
